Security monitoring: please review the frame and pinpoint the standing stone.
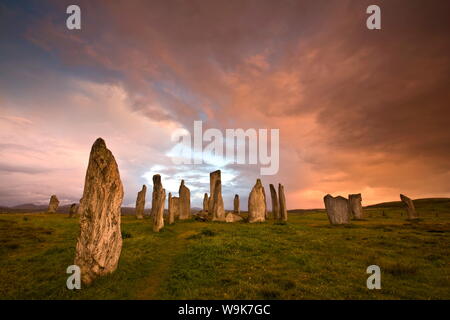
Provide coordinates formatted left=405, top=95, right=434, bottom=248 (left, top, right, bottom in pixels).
left=233, top=194, right=240, bottom=214
left=278, top=184, right=288, bottom=222
left=400, top=194, right=418, bottom=219
left=323, top=194, right=350, bottom=225
left=168, top=193, right=179, bottom=224
left=69, top=203, right=78, bottom=218
left=348, top=193, right=364, bottom=219
left=179, top=180, right=191, bottom=220
left=211, top=179, right=225, bottom=221
left=248, top=179, right=267, bottom=223
left=151, top=174, right=165, bottom=232
left=269, top=184, right=279, bottom=220
left=47, top=195, right=59, bottom=213
left=208, top=170, right=221, bottom=214
left=75, top=138, right=123, bottom=285
left=263, top=186, right=268, bottom=219
left=173, top=197, right=180, bottom=219
left=203, top=193, right=209, bottom=213
left=135, top=185, right=147, bottom=219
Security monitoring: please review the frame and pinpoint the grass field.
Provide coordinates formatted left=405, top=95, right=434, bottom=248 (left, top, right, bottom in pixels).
left=0, top=199, right=449, bottom=300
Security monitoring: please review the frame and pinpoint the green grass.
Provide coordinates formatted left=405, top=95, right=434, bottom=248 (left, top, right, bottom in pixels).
left=0, top=202, right=449, bottom=299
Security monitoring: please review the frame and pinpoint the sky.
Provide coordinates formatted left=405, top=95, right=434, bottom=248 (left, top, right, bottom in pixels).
left=1, top=0, right=449, bottom=209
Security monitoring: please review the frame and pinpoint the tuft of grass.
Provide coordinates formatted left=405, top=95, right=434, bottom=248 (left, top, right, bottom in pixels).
left=121, top=231, right=132, bottom=239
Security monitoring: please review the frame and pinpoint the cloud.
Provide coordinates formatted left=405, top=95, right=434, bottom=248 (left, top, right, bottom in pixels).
left=1, top=0, right=450, bottom=208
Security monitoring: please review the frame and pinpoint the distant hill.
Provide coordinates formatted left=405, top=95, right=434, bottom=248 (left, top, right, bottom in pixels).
left=11, top=203, right=47, bottom=210
left=365, top=198, right=450, bottom=209
left=2, top=198, right=449, bottom=214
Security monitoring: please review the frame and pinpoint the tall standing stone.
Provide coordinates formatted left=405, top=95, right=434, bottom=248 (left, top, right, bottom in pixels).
left=203, top=193, right=209, bottom=213
left=323, top=194, right=350, bottom=225
left=48, top=195, right=59, bottom=213
left=269, top=184, right=279, bottom=220
left=151, top=174, right=165, bottom=232
left=212, top=179, right=225, bottom=221
left=135, top=185, right=147, bottom=219
left=248, top=179, right=267, bottom=223
left=173, top=197, right=180, bottom=219
left=263, top=185, right=268, bottom=219
left=179, top=180, right=191, bottom=220
left=208, top=170, right=221, bottom=214
left=278, top=184, right=288, bottom=222
left=348, top=193, right=364, bottom=219
left=400, top=194, right=418, bottom=219
left=74, top=138, right=123, bottom=285
left=168, top=193, right=179, bottom=224
left=234, top=194, right=240, bottom=214
left=69, top=203, right=78, bottom=218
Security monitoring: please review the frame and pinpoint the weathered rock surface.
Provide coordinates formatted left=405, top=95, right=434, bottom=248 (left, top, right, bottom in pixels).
left=168, top=193, right=180, bottom=224
left=278, top=184, right=288, bottom=222
left=263, top=186, right=269, bottom=219
left=248, top=179, right=267, bottom=223
left=348, top=193, right=364, bottom=219
left=135, top=185, right=147, bottom=219
left=233, top=194, right=240, bottom=214
left=269, top=184, right=279, bottom=220
left=211, top=179, right=225, bottom=221
left=400, top=194, right=418, bottom=219
left=48, top=195, right=59, bottom=213
left=74, top=138, right=123, bottom=285
left=203, top=193, right=209, bottom=213
left=323, top=194, right=350, bottom=225
left=226, top=212, right=243, bottom=223
left=151, top=174, right=165, bottom=232
left=208, top=170, right=221, bottom=214
left=179, top=180, right=191, bottom=220
left=69, top=203, right=78, bottom=218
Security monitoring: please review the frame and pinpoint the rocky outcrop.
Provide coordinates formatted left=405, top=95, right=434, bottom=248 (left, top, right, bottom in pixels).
left=248, top=179, right=267, bottom=223
left=323, top=194, right=350, bottom=225
left=135, top=185, right=147, bottom=219
left=48, top=195, right=59, bottom=213
left=348, top=193, right=363, bottom=219
left=269, top=184, right=279, bottom=220
left=400, top=194, right=418, bottom=219
left=74, top=138, right=123, bottom=284
left=151, top=174, right=165, bottom=232
left=179, top=180, right=191, bottom=220
left=278, top=184, right=288, bottom=222
left=233, top=194, right=240, bottom=214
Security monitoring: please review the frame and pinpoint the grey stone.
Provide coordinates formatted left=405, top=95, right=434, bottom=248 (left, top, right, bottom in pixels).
left=323, top=194, right=350, bottom=225
left=233, top=194, right=240, bottom=214
left=179, top=180, right=191, bottom=220
left=74, top=138, right=123, bottom=284
left=151, top=174, right=165, bottom=232
left=248, top=179, right=267, bottom=223
left=269, top=184, right=279, bottom=220
left=135, top=185, right=147, bottom=219
left=212, top=179, right=225, bottom=221
left=278, top=184, right=288, bottom=222
left=48, top=195, right=59, bottom=213
left=348, top=193, right=364, bottom=219
left=226, top=212, right=243, bottom=223
left=400, top=194, right=418, bottom=219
